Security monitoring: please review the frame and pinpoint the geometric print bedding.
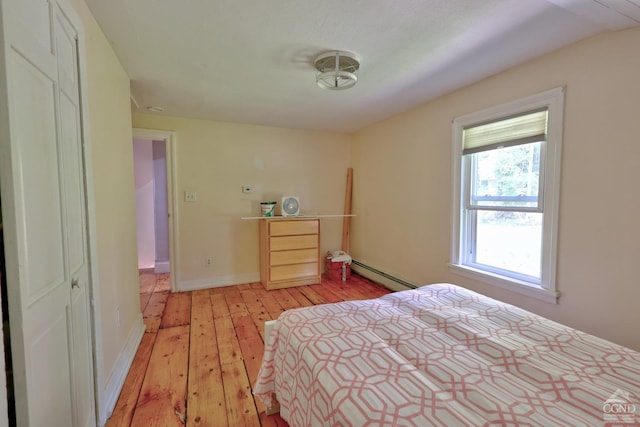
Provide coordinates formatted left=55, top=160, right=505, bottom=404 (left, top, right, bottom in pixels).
left=254, top=284, right=640, bottom=426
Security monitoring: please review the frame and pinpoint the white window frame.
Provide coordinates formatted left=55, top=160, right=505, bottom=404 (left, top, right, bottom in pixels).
left=450, top=87, right=564, bottom=304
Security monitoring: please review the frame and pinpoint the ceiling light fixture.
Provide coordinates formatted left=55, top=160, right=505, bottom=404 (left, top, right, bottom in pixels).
left=314, top=51, right=360, bottom=90
left=146, top=106, right=164, bottom=112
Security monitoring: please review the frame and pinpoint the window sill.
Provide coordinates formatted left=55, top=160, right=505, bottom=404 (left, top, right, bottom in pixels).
left=448, top=264, right=559, bottom=304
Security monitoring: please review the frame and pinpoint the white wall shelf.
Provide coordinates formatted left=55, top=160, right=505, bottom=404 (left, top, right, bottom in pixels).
left=241, top=214, right=355, bottom=220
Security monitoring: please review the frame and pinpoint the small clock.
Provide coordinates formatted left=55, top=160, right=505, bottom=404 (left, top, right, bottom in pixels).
left=281, top=196, right=300, bottom=217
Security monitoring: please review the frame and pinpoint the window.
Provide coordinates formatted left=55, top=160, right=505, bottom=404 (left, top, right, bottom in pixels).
left=450, top=88, right=564, bottom=303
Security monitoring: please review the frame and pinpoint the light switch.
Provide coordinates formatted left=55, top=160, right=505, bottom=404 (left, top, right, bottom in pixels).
left=184, top=191, right=197, bottom=202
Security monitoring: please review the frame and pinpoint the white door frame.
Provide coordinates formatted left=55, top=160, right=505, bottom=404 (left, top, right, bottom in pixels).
left=132, top=128, right=179, bottom=292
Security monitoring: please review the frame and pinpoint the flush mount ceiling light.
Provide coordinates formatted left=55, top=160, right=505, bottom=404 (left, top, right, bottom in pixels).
left=314, top=51, right=360, bottom=90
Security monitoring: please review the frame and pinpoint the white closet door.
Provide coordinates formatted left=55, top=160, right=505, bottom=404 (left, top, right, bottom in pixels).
left=9, top=54, right=75, bottom=426
left=55, top=6, right=95, bottom=427
left=1, top=0, right=95, bottom=425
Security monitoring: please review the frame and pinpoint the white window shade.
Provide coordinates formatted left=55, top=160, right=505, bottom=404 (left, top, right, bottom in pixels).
left=463, top=109, right=548, bottom=155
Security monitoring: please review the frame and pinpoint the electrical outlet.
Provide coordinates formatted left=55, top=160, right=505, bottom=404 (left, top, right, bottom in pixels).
left=185, top=191, right=197, bottom=202
left=206, top=258, right=212, bottom=267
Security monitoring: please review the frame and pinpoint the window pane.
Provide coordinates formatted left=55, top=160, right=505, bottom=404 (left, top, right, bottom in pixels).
left=475, top=211, right=542, bottom=278
left=470, top=142, right=541, bottom=208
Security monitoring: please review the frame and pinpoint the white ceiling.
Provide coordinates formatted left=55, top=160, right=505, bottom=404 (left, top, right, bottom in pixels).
left=84, top=0, right=640, bottom=133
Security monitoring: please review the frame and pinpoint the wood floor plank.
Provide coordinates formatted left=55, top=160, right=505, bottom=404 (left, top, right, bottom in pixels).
left=284, top=287, right=314, bottom=308
left=259, top=411, right=289, bottom=427
left=107, top=272, right=391, bottom=427
left=143, top=291, right=170, bottom=333
left=232, top=312, right=261, bottom=344
left=140, top=291, right=153, bottom=313
left=235, top=283, right=254, bottom=291
left=306, top=283, right=343, bottom=304
left=105, top=333, right=157, bottom=427
left=296, top=285, right=329, bottom=305
left=221, top=360, right=260, bottom=427
left=248, top=310, right=271, bottom=343
left=225, top=292, right=249, bottom=317
left=231, top=313, right=271, bottom=416
left=266, top=289, right=302, bottom=310
left=239, top=289, right=273, bottom=341
left=161, top=291, right=192, bottom=329
left=187, top=292, right=227, bottom=427
left=139, top=272, right=157, bottom=294
left=239, top=289, right=264, bottom=313
left=231, top=314, right=264, bottom=381
left=210, top=293, right=228, bottom=319
left=155, top=273, right=171, bottom=292
left=212, top=294, right=244, bottom=364
left=222, top=287, right=247, bottom=316
left=250, top=289, right=285, bottom=319
left=130, top=325, right=190, bottom=427
left=360, top=283, right=391, bottom=298
left=321, top=279, right=351, bottom=300
left=324, top=278, right=374, bottom=301
left=191, top=289, right=211, bottom=298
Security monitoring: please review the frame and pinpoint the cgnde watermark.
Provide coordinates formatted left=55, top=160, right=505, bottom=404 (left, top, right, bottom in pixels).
left=603, top=389, right=638, bottom=424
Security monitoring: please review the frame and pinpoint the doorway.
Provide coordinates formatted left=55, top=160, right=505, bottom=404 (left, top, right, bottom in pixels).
left=132, top=129, right=177, bottom=292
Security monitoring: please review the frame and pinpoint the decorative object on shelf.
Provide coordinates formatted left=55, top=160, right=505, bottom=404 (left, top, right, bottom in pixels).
left=260, top=201, right=277, bottom=217
left=314, top=51, right=360, bottom=90
left=281, top=196, right=300, bottom=217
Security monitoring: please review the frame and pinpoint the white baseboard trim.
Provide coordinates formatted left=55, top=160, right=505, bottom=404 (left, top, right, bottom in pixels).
left=99, top=314, right=145, bottom=425
left=154, top=261, right=170, bottom=274
left=177, top=272, right=261, bottom=292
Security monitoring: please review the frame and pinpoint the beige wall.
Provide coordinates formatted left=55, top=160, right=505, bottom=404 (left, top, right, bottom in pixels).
left=68, top=0, right=142, bottom=418
left=132, top=114, right=351, bottom=290
left=351, top=27, right=640, bottom=351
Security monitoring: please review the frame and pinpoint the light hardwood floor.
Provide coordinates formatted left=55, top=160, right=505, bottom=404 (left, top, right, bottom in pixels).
left=105, top=272, right=391, bottom=427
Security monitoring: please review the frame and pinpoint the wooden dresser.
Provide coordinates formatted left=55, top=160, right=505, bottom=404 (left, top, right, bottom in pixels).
left=259, top=217, right=321, bottom=290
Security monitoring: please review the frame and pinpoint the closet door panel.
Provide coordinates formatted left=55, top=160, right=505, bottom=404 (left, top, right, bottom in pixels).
left=9, top=50, right=65, bottom=302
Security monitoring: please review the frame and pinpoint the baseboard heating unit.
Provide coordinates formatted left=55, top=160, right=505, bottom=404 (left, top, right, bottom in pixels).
left=350, top=260, right=417, bottom=292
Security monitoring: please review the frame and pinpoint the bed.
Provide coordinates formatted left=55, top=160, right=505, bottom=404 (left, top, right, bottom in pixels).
left=253, top=283, right=640, bottom=426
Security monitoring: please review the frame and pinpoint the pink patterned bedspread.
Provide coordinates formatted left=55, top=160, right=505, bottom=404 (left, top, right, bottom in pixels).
left=254, top=284, right=640, bottom=426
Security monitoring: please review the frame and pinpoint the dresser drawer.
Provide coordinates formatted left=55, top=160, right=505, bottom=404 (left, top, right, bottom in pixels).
left=269, top=219, right=318, bottom=237
left=270, top=235, right=317, bottom=251
left=270, top=248, right=318, bottom=266
left=270, top=262, right=319, bottom=282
